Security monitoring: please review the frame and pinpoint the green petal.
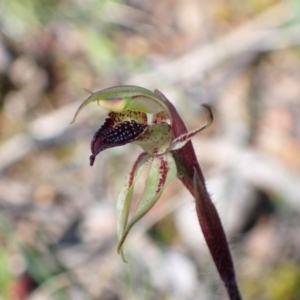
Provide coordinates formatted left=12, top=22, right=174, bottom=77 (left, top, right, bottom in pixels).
left=117, top=153, right=177, bottom=259
left=116, top=152, right=151, bottom=262
left=169, top=104, right=213, bottom=150
left=70, top=85, right=170, bottom=124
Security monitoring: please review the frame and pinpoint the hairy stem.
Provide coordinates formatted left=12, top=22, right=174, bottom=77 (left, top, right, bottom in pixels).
left=155, top=89, right=242, bottom=300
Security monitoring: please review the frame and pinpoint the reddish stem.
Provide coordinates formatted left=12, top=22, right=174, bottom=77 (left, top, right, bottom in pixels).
left=155, top=90, right=242, bottom=300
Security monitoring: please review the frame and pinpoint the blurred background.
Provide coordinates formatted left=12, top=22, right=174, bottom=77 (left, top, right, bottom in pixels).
left=1, top=0, right=300, bottom=299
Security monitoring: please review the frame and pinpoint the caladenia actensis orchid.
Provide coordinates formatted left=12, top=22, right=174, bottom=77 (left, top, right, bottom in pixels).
left=71, top=86, right=242, bottom=300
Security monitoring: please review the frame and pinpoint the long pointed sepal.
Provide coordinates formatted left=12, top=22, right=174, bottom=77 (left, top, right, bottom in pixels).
left=117, top=153, right=177, bottom=260
left=116, top=152, right=150, bottom=262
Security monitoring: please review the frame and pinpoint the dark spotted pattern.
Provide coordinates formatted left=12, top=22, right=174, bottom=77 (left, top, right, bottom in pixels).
left=90, top=118, right=147, bottom=166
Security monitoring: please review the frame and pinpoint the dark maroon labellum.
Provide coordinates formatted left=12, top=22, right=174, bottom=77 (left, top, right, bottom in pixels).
left=90, top=118, right=147, bottom=166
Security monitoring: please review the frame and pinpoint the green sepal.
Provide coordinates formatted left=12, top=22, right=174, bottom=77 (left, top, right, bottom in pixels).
left=116, top=152, right=151, bottom=262
left=70, top=85, right=170, bottom=124
left=117, top=152, right=177, bottom=260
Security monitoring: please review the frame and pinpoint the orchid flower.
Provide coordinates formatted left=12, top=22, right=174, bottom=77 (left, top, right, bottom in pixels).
left=71, top=86, right=242, bottom=300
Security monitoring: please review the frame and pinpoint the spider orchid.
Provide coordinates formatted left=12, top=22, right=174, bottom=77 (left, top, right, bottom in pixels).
left=71, top=86, right=242, bottom=300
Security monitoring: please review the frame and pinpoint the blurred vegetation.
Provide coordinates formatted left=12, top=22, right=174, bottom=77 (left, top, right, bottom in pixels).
left=1, top=0, right=300, bottom=299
